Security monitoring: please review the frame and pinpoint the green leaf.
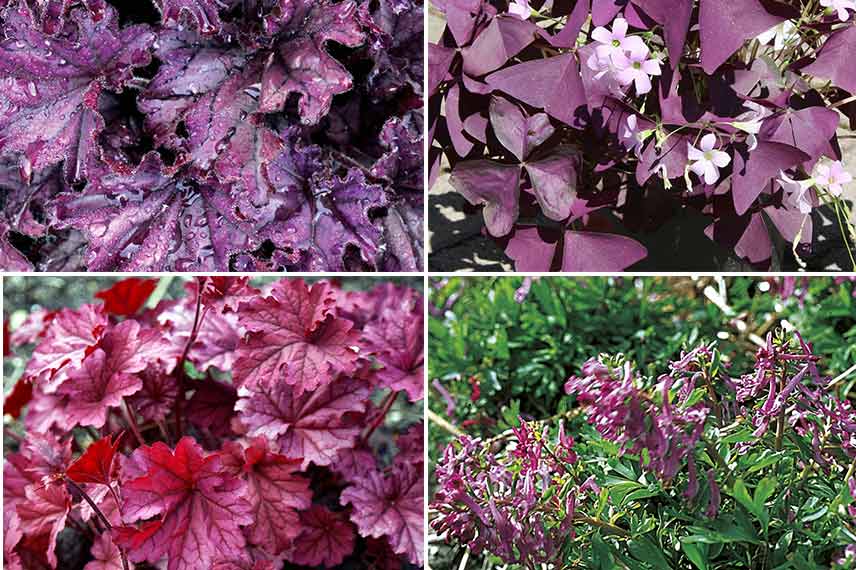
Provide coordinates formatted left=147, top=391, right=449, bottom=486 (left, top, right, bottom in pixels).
left=754, top=477, right=777, bottom=508
left=680, top=539, right=708, bottom=570
left=628, top=537, right=672, bottom=570
left=731, top=479, right=768, bottom=532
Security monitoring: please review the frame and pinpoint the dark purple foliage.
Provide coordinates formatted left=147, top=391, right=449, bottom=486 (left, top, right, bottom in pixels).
left=429, top=0, right=855, bottom=270
left=0, top=0, right=424, bottom=271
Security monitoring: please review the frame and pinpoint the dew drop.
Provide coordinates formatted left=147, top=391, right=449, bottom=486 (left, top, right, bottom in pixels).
left=27, top=82, right=37, bottom=97
left=91, top=223, right=108, bottom=237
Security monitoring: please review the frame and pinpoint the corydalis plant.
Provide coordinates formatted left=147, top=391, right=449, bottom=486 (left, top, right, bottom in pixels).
left=431, top=330, right=856, bottom=569
left=429, top=0, right=856, bottom=270
left=4, top=276, right=424, bottom=569
left=0, top=0, right=423, bottom=271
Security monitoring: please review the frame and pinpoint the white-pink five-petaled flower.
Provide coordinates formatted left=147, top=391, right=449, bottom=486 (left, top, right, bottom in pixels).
left=687, top=134, right=731, bottom=185
left=813, top=160, right=853, bottom=196
left=591, top=18, right=647, bottom=61
left=820, top=0, right=856, bottom=21
left=612, top=44, right=662, bottom=95
left=508, top=0, right=530, bottom=20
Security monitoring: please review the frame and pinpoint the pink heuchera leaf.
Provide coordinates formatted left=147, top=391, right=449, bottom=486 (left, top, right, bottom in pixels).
left=24, top=303, right=107, bottom=392
left=396, top=422, right=425, bottom=466
left=15, top=483, right=71, bottom=568
left=9, top=308, right=56, bottom=348
left=65, top=433, right=121, bottom=486
left=363, top=297, right=424, bottom=402
left=117, top=437, right=254, bottom=570
left=0, top=4, right=154, bottom=180
left=235, top=376, right=370, bottom=469
left=221, top=437, right=312, bottom=555
left=84, top=532, right=123, bottom=570
left=288, top=505, right=357, bottom=567
left=4, top=511, right=24, bottom=570
left=126, top=369, right=178, bottom=423
left=234, top=279, right=360, bottom=394
left=56, top=348, right=143, bottom=428
left=340, top=463, right=424, bottom=565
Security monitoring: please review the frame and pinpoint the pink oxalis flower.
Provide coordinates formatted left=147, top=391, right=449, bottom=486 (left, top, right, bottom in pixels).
left=688, top=134, right=732, bottom=185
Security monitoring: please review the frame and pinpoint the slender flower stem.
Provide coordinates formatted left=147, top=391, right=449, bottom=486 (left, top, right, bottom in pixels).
left=360, top=390, right=398, bottom=444
left=774, top=374, right=787, bottom=451
left=121, top=399, right=145, bottom=447
left=174, top=285, right=204, bottom=437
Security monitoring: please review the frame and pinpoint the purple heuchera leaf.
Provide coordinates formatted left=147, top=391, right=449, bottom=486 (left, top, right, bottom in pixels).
left=486, top=53, right=588, bottom=128
left=51, top=153, right=258, bottom=271
left=449, top=160, right=522, bottom=236
left=0, top=4, right=154, bottom=181
left=802, top=24, right=856, bottom=94
left=152, top=0, right=223, bottom=34
left=699, top=0, right=785, bottom=74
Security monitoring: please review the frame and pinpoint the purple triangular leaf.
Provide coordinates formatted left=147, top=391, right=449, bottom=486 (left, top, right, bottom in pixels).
left=633, top=0, right=692, bottom=68
left=504, top=226, right=559, bottom=270
left=524, top=146, right=579, bottom=221
left=759, top=106, right=839, bottom=168
left=448, top=160, right=522, bottom=236
left=542, top=0, right=590, bottom=47
left=485, top=53, right=587, bottom=128
left=591, top=0, right=626, bottom=25
left=446, top=83, right=474, bottom=157
left=462, top=16, right=538, bottom=77
left=699, top=0, right=785, bottom=74
left=731, top=141, right=809, bottom=215
left=802, top=24, right=856, bottom=94
left=489, top=96, right=554, bottom=161
left=428, top=43, right=457, bottom=97
left=561, top=231, right=647, bottom=271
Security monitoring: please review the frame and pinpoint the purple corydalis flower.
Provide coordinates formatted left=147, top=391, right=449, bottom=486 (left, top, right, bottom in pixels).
left=688, top=134, right=731, bottom=185
left=705, top=469, right=720, bottom=517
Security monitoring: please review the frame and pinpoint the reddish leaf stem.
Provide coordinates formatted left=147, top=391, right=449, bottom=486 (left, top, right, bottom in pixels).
left=64, top=479, right=130, bottom=570
left=174, top=286, right=204, bottom=437
left=360, top=390, right=398, bottom=444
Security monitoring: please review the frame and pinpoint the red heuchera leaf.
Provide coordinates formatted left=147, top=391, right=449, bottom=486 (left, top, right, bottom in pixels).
left=84, top=532, right=123, bottom=570
left=4, top=511, right=24, bottom=570
left=236, top=376, right=369, bottom=469
left=4, top=377, right=34, bottom=419
left=15, top=483, right=71, bottom=568
left=65, top=433, right=121, bottom=486
left=221, top=437, right=312, bottom=555
left=340, top=462, right=424, bottom=565
left=94, top=278, right=158, bottom=317
left=396, top=422, right=424, bottom=466
left=288, top=505, right=357, bottom=567
left=363, top=297, right=424, bottom=402
left=0, top=4, right=154, bottom=181
left=234, top=279, right=360, bottom=394
left=24, top=303, right=107, bottom=391
left=117, top=437, right=254, bottom=570
left=190, top=309, right=241, bottom=372
left=56, top=348, right=143, bottom=428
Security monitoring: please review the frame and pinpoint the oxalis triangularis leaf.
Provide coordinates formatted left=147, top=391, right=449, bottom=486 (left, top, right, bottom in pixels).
left=0, top=0, right=424, bottom=272
left=4, top=276, right=425, bottom=570
left=430, top=0, right=856, bottom=270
